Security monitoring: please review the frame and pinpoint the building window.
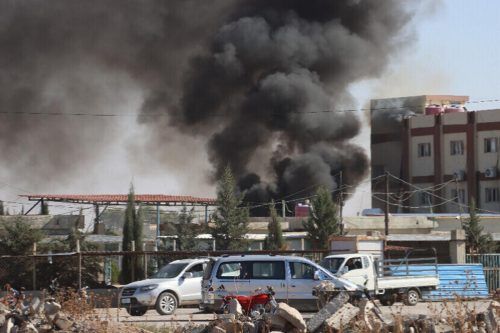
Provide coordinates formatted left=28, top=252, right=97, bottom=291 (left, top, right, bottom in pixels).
left=419, top=192, right=432, bottom=205
left=450, top=140, right=464, bottom=155
left=451, top=189, right=466, bottom=204
left=484, top=137, right=498, bottom=153
left=417, top=143, right=431, bottom=157
left=485, top=188, right=500, bottom=203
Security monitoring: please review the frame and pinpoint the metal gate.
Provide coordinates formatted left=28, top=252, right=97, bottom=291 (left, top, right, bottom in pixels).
left=466, top=254, right=500, bottom=292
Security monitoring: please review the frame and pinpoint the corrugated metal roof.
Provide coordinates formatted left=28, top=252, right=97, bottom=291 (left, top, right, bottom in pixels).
left=20, top=194, right=216, bottom=205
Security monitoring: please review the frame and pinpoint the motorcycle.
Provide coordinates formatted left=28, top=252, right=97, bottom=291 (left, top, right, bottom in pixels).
left=220, top=286, right=278, bottom=317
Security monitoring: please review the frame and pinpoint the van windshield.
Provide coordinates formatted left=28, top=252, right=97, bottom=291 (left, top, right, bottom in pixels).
left=320, top=257, right=345, bottom=274
left=151, top=263, right=188, bottom=279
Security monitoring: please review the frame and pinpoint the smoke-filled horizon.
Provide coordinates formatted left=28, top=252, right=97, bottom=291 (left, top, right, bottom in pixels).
left=0, top=0, right=421, bottom=207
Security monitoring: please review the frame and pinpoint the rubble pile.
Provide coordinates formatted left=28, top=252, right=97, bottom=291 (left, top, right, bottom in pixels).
left=176, top=293, right=500, bottom=333
left=0, top=297, right=152, bottom=333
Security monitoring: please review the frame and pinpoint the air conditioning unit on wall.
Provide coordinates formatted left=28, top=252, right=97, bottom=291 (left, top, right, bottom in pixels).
left=485, top=167, right=497, bottom=178
left=453, top=170, right=465, bottom=181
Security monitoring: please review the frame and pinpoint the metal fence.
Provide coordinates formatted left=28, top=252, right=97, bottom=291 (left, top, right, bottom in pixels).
left=0, top=249, right=329, bottom=292
left=466, top=253, right=500, bottom=292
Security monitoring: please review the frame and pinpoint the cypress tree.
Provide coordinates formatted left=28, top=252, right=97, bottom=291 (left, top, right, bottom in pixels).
left=133, top=204, right=144, bottom=279
left=303, top=186, right=340, bottom=250
left=121, top=185, right=136, bottom=283
left=464, top=199, right=495, bottom=254
left=176, top=206, right=197, bottom=250
left=0, top=201, right=4, bottom=215
left=211, top=166, right=249, bottom=250
left=264, top=200, right=285, bottom=250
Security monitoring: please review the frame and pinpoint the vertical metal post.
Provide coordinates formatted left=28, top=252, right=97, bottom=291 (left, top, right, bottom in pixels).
left=281, top=200, right=286, bottom=218
left=384, top=171, right=390, bottom=236
left=143, top=242, right=147, bottom=279
left=156, top=203, right=160, bottom=239
left=455, top=176, right=464, bottom=226
left=131, top=241, right=135, bottom=282
left=173, top=239, right=177, bottom=251
left=212, top=239, right=216, bottom=251
left=93, top=204, right=100, bottom=234
left=76, top=239, right=82, bottom=291
left=339, top=171, right=344, bottom=235
left=204, top=205, right=208, bottom=224
left=32, top=243, right=37, bottom=291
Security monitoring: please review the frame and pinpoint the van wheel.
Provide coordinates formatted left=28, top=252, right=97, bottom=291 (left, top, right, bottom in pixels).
left=403, top=289, right=419, bottom=306
left=156, top=292, right=178, bottom=315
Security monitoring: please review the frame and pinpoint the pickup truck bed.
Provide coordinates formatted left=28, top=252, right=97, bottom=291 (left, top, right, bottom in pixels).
left=377, top=275, right=439, bottom=290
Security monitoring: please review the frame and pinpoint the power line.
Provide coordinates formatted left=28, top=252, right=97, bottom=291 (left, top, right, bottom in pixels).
left=1, top=98, right=500, bottom=118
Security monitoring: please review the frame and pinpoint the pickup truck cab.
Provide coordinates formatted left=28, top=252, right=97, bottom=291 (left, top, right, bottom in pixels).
left=321, top=253, right=439, bottom=305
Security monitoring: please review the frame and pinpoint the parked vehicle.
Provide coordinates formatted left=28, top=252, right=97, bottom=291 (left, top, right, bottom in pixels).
left=320, top=252, right=439, bottom=306
left=120, top=258, right=210, bottom=316
left=201, top=255, right=361, bottom=312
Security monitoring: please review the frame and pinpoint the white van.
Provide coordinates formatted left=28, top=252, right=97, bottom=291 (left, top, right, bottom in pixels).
left=200, top=255, right=360, bottom=311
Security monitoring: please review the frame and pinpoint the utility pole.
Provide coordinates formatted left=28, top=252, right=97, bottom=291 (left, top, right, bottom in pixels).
left=455, top=176, right=464, bottom=226
left=339, top=171, right=344, bottom=235
left=384, top=171, right=390, bottom=236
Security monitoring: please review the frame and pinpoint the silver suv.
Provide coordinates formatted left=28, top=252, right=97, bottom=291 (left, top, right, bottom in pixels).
left=120, top=258, right=209, bottom=316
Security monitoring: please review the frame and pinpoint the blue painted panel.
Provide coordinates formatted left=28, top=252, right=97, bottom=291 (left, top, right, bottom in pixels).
left=387, top=264, right=489, bottom=300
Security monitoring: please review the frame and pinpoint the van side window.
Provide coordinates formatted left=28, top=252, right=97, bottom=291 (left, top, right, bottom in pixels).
left=290, top=262, right=315, bottom=279
left=186, top=264, right=204, bottom=278
left=216, top=262, right=244, bottom=279
left=250, top=261, right=285, bottom=279
left=345, top=257, right=363, bottom=271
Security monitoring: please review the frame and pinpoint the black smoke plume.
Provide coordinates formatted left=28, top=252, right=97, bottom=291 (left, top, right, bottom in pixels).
left=171, top=0, right=416, bottom=210
left=0, top=1, right=418, bottom=208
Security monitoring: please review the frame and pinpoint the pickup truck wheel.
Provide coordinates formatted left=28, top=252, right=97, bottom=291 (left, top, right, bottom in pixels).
left=126, top=306, right=148, bottom=316
left=156, top=292, right=178, bottom=315
left=403, top=289, right=419, bottom=306
left=380, top=297, right=395, bottom=306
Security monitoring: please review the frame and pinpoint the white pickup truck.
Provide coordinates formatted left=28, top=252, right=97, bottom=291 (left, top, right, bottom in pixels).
left=320, top=253, right=439, bottom=305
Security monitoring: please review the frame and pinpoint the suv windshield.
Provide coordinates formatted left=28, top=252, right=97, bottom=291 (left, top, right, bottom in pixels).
left=320, top=257, right=345, bottom=274
left=151, top=263, right=188, bottom=279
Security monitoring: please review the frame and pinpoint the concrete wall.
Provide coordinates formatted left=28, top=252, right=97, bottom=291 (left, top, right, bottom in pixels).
left=343, top=216, right=436, bottom=234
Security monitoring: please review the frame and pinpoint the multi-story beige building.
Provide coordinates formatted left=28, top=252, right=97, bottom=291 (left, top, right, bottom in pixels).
left=371, top=95, right=500, bottom=213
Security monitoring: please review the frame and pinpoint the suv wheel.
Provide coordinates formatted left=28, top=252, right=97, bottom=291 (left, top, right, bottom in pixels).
left=156, top=292, right=178, bottom=315
left=126, top=306, right=148, bottom=316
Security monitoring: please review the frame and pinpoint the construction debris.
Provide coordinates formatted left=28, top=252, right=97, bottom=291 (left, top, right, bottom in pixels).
left=0, top=296, right=153, bottom=333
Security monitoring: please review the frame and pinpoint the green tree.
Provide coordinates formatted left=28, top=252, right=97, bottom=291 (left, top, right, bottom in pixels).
left=0, top=201, right=4, bottom=215
left=133, top=204, right=144, bottom=279
left=39, top=229, right=102, bottom=289
left=40, top=201, right=49, bottom=215
left=303, top=187, right=340, bottom=250
left=264, top=200, right=285, bottom=250
left=0, top=218, right=44, bottom=288
left=464, top=200, right=495, bottom=254
left=0, top=218, right=43, bottom=255
left=175, top=206, right=198, bottom=251
left=121, top=185, right=136, bottom=283
left=211, top=166, right=249, bottom=250
left=120, top=185, right=145, bottom=282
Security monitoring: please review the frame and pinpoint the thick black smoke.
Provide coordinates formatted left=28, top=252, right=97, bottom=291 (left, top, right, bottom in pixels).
left=172, top=0, right=416, bottom=207
left=0, top=1, right=418, bottom=206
